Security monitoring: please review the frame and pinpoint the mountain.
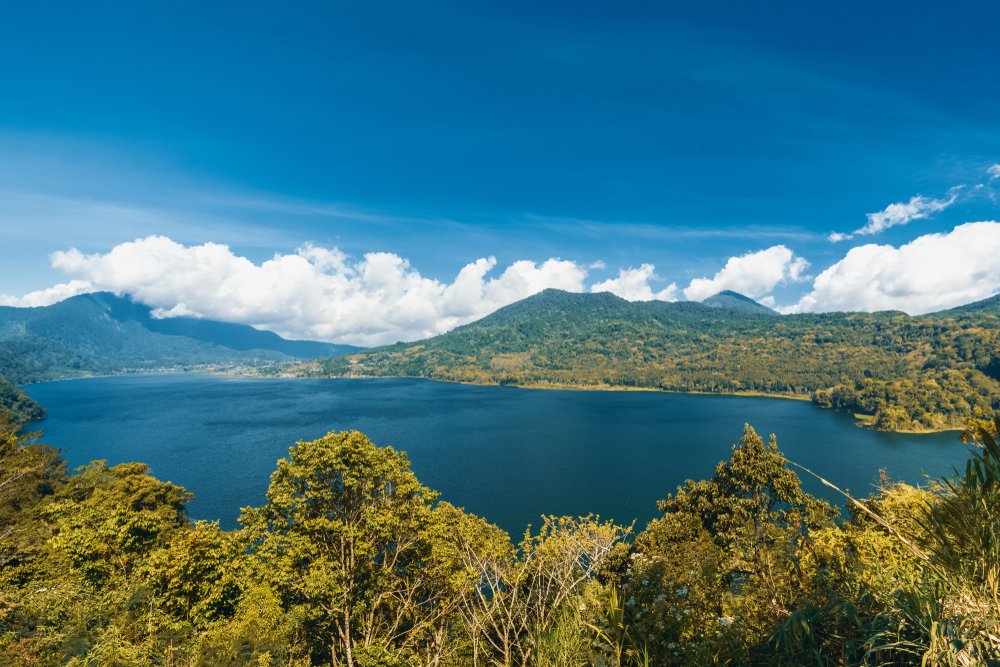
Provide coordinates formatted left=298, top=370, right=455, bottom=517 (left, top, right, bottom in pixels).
left=454, top=288, right=777, bottom=330
left=58, top=292, right=360, bottom=358
left=309, top=288, right=1000, bottom=432
left=0, top=292, right=362, bottom=386
left=701, top=290, right=778, bottom=315
left=929, top=293, right=1000, bottom=318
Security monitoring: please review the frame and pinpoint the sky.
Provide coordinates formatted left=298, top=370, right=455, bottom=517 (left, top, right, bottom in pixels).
left=2, top=0, right=1000, bottom=345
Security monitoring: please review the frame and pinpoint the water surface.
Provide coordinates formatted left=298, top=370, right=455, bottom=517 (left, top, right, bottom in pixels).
left=26, top=375, right=969, bottom=536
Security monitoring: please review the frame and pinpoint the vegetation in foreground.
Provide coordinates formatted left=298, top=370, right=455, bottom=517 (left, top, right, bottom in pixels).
left=1, top=403, right=998, bottom=666
left=296, top=290, right=1000, bottom=433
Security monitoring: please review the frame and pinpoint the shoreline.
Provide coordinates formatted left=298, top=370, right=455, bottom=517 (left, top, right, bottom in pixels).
left=277, top=372, right=964, bottom=434
left=19, top=369, right=963, bottom=435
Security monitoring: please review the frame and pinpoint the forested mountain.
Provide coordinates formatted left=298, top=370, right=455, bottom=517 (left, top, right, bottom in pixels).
left=702, top=289, right=778, bottom=315
left=0, top=292, right=362, bottom=387
left=306, top=288, right=1000, bottom=432
left=931, top=292, right=1000, bottom=318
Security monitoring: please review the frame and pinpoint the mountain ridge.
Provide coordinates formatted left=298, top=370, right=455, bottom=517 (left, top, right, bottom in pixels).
left=0, top=292, right=362, bottom=389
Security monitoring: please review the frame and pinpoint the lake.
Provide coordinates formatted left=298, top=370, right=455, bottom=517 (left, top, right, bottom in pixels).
left=25, top=374, right=970, bottom=537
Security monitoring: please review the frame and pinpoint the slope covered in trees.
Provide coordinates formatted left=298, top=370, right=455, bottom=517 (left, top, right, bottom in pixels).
left=1, top=407, right=998, bottom=666
left=0, top=292, right=362, bottom=385
left=0, top=375, right=44, bottom=425
left=305, top=289, right=1000, bottom=432
left=702, top=289, right=778, bottom=314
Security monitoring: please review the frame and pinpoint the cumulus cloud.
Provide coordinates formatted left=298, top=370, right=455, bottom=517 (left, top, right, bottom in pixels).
left=989, top=164, right=1000, bottom=180
left=589, top=260, right=606, bottom=270
left=590, top=265, right=677, bottom=301
left=828, top=232, right=852, bottom=243
left=0, top=280, right=95, bottom=308
left=855, top=188, right=961, bottom=236
left=683, top=245, right=809, bottom=302
left=3, top=236, right=591, bottom=346
left=781, top=221, right=1000, bottom=315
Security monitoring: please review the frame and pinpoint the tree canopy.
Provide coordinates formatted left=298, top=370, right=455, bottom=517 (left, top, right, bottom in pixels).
left=0, top=412, right=997, bottom=665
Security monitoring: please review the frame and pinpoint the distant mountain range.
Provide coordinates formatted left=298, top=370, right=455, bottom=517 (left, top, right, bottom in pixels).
left=5, top=287, right=1000, bottom=430
left=309, top=288, right=1000, bottom=432
left=0, top=292, right=362, bottom=390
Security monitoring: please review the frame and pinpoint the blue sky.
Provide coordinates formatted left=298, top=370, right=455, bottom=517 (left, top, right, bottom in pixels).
left=3, top=1, right=1000, bottom=344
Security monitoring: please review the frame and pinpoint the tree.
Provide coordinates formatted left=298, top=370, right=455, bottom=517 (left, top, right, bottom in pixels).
left=448, top=512, right=627, bottom=667
left=644, top=425, right=834, bottom=654
left=0, top=413, right=65, bottom=565
left=242, top=430, right=465, bottom=667
left=655, top=424, right=830, bottom=554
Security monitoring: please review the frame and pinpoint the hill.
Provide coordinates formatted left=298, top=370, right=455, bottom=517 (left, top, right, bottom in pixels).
left=0, top=292, right=362, bottom=387
left=305, top=288, right=1000, bottom=432
left=702, top=289, right=778, bottom=315
left=929, top=292, right=1000, bottom=318
left=0, top=373, right=45, bottom=425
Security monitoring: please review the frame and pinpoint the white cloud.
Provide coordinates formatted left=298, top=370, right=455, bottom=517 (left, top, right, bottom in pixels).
left=3, top=236, right=591, bottom=346
left=828, top=232, right=853, bottom=243
left=590, top=265, right=677, bottom=301
left=0, top=280, right=95, bottom=308
left=855, top=188, right=960, bottom=236
left=989, top=164, right=1000, bottom=180
left=589, top=260, right=606, bottom=270
left=683, top=245, right=810, bottom=301
left=781, top=221, right=1000, bottom=315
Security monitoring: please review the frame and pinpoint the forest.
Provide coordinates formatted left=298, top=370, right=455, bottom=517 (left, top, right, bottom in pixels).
left=0, top=375, right=44, bottom=426
left=299, top=289, right=1000, bottom=432
left=1, top=399, right=998, bottom=666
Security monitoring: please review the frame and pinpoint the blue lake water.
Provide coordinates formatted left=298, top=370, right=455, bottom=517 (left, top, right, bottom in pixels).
left=25, top=374, right=970, bottom=537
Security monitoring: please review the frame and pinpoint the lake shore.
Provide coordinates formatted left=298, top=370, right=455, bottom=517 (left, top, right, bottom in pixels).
left=21, top=368, right=962, bottom=436
left=281, top=370, right=968, bottom=434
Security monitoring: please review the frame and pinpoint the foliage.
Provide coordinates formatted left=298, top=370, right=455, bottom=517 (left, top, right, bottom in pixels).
left=241, top=430, right=464, bottom=666
left=0, top=374, right=45, bottom=425
left=0, top=333, right=106, bottom=385
left=4, top=398, right=1000, bottom=666
left=451, top=513, right=628, bottom=667
left=0, top=413, right=65, bottom=562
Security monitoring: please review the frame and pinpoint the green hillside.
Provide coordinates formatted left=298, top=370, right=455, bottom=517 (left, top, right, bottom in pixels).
left=0, top=333, right=107, bottom=385
left=0, top=294, right=287, bottom=373
left=930, top=292, right=1000, bottom=317
left=306, top=289, right=1000, bottom=432
left=0, top=292, right=360, bottom=386
left=0, top=374, right=45, bottom=425
left=701, top=289, right=778, bottom=315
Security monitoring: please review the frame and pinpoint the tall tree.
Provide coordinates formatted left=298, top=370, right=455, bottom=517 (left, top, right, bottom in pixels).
left=242, top=430, right=465, bottom=667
